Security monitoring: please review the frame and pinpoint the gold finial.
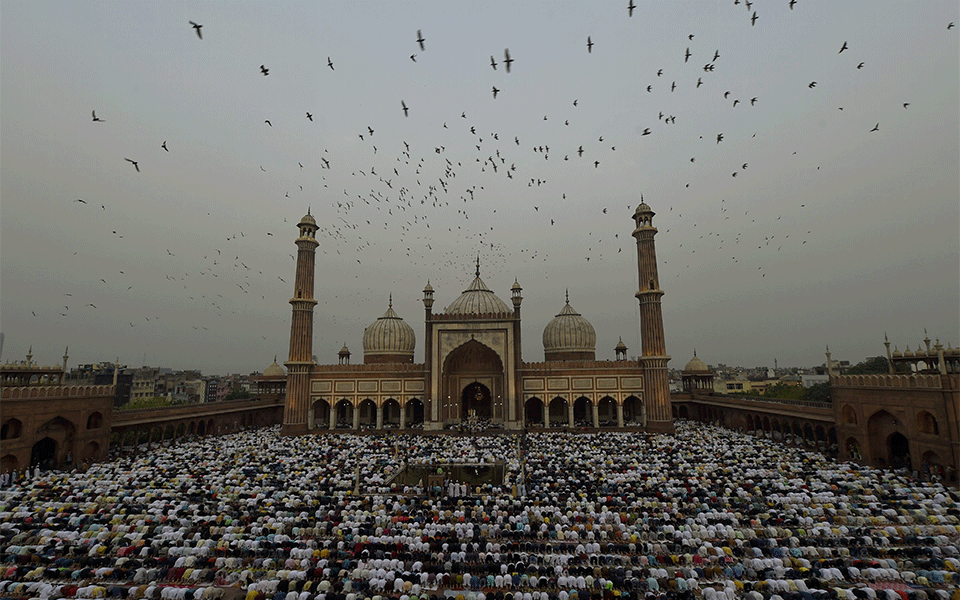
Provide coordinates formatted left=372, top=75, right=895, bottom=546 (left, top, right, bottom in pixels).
left=389, top=293, right=393, bottom=308
left=565, top=288, right=569, bottom=304
left=693, top=348, right=697, bottom=357
left=307, top=206, right=311, bottom=215
left=475, top=255, right=480, bottom=278
left=273, top=354, right=277, bottom=363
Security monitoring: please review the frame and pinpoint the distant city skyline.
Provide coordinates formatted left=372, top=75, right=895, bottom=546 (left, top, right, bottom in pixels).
left=2, top=2, right=957, bottom=374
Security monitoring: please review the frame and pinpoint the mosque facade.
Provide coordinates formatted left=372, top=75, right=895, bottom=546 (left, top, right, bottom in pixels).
left=281, top=201, right=674, bottom=435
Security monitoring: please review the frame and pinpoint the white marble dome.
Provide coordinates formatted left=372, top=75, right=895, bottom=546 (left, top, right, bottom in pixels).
left=362, top=299, right=415, bottom=358
left=542, top=294, right=597, bottom=356
left=444, top=274, right=512, bottom=315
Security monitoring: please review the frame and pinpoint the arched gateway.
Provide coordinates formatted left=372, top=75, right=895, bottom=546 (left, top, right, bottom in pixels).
left=441, top=340, right=504, bottom=424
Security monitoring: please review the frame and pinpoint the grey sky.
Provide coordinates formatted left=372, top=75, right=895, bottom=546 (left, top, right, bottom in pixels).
left=2, top=1, right=957, bottom=375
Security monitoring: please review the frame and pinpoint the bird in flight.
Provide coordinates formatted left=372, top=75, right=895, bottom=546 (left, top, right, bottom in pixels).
left=306, top=112, right=313, bottom=121
left=75, top=198, right=87, bottom=204
left=870, top=123, right=879, bottom=132
left=503, top=48, right=513, bottom=72
left=410, top=54, right=416, bottom=62
left=903, top=103, right=910, bottom=108
left=948, top=22, right=955, bottom=29
left=716, top=133, right=723, bottom=143
left=750, top=97, right=758, bottom=105
left=417, top=30, right=425, bottom=51
left=260, top=65, right=269, bottom=76
left=628, top=0, right=636, bottom=17
left=161, top=141, right=168, bottom=151
left=401, top=100, right=409, bottom=117
left=750, top=11, right=758, bottom=26
left=587, top=36, right=594, bottom=53
left=124, top=158, right=140, bottom=172
left=685, top=47, right=691, bottom=62
left=189, top=21, right=202, bottom=39
left=264, top=120, right=272, bottom=126
left=594, top=161, right=600, bottom=168
left=327, top=57, right=334, bottom=70
left=642, top=128, right=651, bottom=135
left=789, top=0, right=797, bottom=9
left=87, top=304, right=97, bottom=309
left=838, top=41, right=848, bottom=53
left=808, top=81, right=817, bottom=88
left=92, top=110, right=105, bottom=122
left=492, top=86, right=499, bottom=99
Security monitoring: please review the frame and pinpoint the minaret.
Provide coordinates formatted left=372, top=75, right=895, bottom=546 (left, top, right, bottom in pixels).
left=282, top=210, right=319, bottom=435
left=884, top=333, right=894, bottom=374
left=422, top=280, right=435, bottom=421
left=61, top=346, right=69, bottom=384
left=511, top=277, right=523, bottom=426
left=632, top=199, right=674, bottom=433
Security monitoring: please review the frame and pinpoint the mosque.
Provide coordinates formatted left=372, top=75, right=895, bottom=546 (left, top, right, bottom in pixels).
left=280, top=200, right=673, bottom=434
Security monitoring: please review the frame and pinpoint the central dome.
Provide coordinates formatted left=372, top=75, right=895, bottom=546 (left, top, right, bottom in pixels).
left=444, top=272, right=512, bottom=315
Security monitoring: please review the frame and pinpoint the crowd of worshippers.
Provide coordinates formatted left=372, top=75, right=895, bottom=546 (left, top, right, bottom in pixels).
left=1, top=423, right=959, bottom=600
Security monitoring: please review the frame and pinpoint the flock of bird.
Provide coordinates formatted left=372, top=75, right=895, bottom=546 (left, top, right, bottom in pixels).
left=40, top=1, right=954, bottom=366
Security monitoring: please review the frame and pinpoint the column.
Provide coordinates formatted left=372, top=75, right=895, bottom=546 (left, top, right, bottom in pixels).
left=352, top=403, right=360, bottom=430
left=376, top=403, right=384, bottom=429
left=568, top=401, right=574, bottom=428
left=400, top=403, right=407, bottom=429
left=592, top=402, right=599, bottom=428
left=329, top=405, right=335, bottom=429
left=617, top=403, right=624, bottom=428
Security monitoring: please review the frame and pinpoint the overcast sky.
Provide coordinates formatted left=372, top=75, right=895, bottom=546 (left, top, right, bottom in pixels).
left=2, top=1, right=957, bottom=375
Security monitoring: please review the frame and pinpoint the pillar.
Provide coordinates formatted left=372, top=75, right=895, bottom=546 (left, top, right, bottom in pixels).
left=568, top=401, right=574, bottom=428
left=352, top=403, right=360, bottom=430
left=329, top=405, right=336, bottom=430
left=400, top=403, right=407, bottom=429
left=376, top=403, right=384, bottom=429
left=617, top=403, right=624, bottom=428
left=592, top=402, right=599, bottom=428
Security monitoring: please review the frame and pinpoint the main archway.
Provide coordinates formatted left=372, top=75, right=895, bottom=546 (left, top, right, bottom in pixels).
left=461, top=382, right=492, bottom=419
left=441, top=339, right=504, bottom=425
left=31, top=437, right=57, bottom=470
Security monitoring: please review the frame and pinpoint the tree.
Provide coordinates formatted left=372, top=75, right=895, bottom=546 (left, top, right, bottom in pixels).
left=762, top=382, right=805, bottom=401
left=846, top=356, right=890, bottom=375
left=803, top=382, right=831, bottom=404
left=224, top=388, right=251, bottom=401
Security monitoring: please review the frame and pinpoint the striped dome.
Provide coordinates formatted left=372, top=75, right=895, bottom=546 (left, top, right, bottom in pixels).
left=444, top=275, right=512, bottom=315
left=362, top=299, right=415, bottom=358
left=542, top=295, right=596, bottom=355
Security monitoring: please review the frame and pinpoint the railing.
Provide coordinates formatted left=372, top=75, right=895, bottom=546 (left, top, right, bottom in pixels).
left=520, top=360, right=640, bottom=370
left=113, top=395, right=279, bottom=414
left=311, top=362, right=427, bottom=373
left=830, top=373, right=946, bottom=389
left=1, top=384, right=114, bottom=399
